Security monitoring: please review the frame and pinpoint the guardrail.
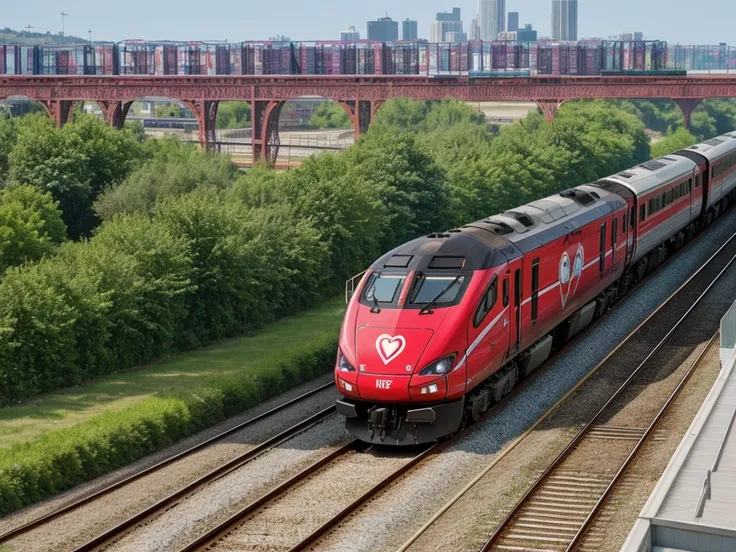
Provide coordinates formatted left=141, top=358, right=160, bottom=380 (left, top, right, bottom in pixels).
left=345, top=270, right=367, bottom=304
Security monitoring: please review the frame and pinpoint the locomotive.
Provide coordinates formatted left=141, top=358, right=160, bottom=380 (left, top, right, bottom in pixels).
left=335, top=131, right=736, bottom=445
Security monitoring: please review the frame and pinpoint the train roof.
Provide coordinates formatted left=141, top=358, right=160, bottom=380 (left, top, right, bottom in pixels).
left=598, top=155, right=696, bottom=197
left=373, top=185, right=627, bottom=271
left=678, top=130, right=736, bottom=162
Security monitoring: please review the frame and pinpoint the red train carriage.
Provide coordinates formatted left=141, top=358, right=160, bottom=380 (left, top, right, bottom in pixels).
left=336, top=132, right=736, bottom=446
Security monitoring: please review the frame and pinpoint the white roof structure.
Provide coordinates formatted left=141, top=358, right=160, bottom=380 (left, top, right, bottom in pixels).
left=622, top=306, right=736, bottom=552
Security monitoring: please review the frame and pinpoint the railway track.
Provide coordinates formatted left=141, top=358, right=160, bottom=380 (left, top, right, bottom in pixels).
left=397, top=229, right=736, bottom=552
left=478, top=237, right=736, bottom=552
left=155, top=227, right=736, bottom=552
left=0, top=381, right=336, bottom=546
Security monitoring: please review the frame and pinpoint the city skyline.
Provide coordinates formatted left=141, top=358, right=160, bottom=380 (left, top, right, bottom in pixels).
left=4, top=0, right=735, bottom=44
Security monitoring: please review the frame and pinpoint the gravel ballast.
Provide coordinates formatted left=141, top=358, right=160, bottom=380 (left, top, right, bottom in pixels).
left=313, top=210, right=736, bottom=552
left=1, top=376, right=338, bottom=552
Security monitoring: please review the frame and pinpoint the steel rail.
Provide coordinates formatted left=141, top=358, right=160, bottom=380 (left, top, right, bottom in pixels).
left=72, top=406, right=336, bottom=552
left=395, top=221, right=736, bottom=552
left=0, top=380, right=334, bottom=544
left=480, top=235, right=736, bottom=552
left=565, top=331, right=720, bottom=551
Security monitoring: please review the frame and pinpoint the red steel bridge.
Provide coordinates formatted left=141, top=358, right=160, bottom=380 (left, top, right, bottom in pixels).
left=3, top=74, right=736, bottom=165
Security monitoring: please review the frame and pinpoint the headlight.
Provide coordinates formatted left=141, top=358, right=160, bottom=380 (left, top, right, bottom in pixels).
left=339, top=352, right=356, bottom=372
left=419, top=354, right=457, bottom=376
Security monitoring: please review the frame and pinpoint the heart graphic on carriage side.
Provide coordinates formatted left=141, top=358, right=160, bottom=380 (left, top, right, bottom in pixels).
left=559, top=244, right=585, bottom=310
left=376, top=334, right=406, bottom=365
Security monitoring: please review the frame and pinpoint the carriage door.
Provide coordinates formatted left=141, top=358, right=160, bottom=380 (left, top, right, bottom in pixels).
left=506, top=259, right=523, bottom=354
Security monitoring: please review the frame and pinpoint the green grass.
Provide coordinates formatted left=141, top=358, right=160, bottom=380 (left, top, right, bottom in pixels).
left=0, top=297, right=345, bottom=451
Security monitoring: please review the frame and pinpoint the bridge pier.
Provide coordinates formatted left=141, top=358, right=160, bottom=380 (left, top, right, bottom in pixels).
left=40, top=100, right=73, bottom=128
left=672, top=98, right=703, bottom=131
left=337, top=100, right=383, bottom=138
left=535, top=100, right=565, bottom=123
left=251, top=100, right=285, bottom=167
left=98, top=100, right=133, bottom=130
left=181, top=100, right=219, bottom=150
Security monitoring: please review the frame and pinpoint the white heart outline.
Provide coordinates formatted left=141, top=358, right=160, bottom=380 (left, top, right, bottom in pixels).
left=560, top=245, right=584, bottom=309
left=376, top=334, right=407, bottom=365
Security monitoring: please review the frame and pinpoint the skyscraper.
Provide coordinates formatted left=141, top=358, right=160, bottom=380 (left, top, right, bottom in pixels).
left=469, top=18, right=481, bottom=41
left=517, top=23, right=537, bottom=41
left=367, top=16, right=399, bottom=42
left=402, top=19, right=418, bottom=41
left=478, top=0, right=505, bottom=41
left=340, top=26, right=361, bottom=41
left=429, top=8, right=464, bottom=43
left=508, top=12, right=519, bottom=33
left=551, top=0, right=578, bottom=41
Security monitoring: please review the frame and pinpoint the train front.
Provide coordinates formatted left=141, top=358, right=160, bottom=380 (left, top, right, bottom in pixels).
left=334, top=232, right=502, bottom=445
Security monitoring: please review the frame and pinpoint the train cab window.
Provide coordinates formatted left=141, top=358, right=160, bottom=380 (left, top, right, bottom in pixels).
left=531, top=259, right=540, bottom=323
left=412, top=275, right=465, bottom=306
left=640, top=205, right=646, bottom=223
left=474, top=276, right=498, bottom=328
left=622, top=213, right=627, bottom=231
left=502, top=278, right=509, bottom=308
left=364, top=274, right=406, bottom=304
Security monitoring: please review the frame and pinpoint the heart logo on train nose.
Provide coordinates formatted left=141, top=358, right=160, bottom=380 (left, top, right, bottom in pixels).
left=559, top=245, right=584, bottom=310
left=376, top=334, right=406, bottom=365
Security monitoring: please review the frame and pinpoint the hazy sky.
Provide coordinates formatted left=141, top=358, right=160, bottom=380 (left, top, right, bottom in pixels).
left=4, top=0, right=735, bottom=44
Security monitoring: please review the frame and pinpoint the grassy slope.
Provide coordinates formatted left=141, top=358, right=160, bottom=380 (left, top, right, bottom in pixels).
left=0, top=297, right=344, bottom=451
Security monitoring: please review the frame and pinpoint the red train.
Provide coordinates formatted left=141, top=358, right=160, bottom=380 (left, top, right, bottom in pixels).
left=335, top=132, right=736, bottom=445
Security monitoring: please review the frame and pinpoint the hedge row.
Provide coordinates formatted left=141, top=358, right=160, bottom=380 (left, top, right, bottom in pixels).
left=0, top=334, right=337, bottom=517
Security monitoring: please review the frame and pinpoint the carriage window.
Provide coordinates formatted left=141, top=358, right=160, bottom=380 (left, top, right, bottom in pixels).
left=503, top=278, right=509, bottom=308
left=640, top=205, right=646, bottom=222
left=599, top=223, right=607, bottom=273
left=622, top=214, right=627, bottom=234
left=612, top=218, right=618, bottom=246
left=474, top=276, right=498, bottom=328
left=531, top=259, right=540, bottom=323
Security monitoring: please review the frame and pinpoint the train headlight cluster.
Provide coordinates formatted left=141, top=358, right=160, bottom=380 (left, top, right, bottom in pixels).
left=419, top=354, right=457, bottom=376
left=339, top=352, right=356, bottom=372
left=339, top=379, right=354, bottom=392
left=420, top=383, right=440, bottom=395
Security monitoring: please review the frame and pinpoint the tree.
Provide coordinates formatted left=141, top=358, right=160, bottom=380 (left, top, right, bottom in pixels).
left=0, top=186, right=66, bottom=274
left=95, top=141, right=239, bottom=220
left=0, top=113, right=16, bottom=183
left=8, top=114, right=92, bottom=239
left=651, top=127, right=697, bottom=158
left=7, top=114, right=144, bottom=239
left=154, top=103, right=185, bottom=118
left=216, top=102, right=251, bottom=129
left=306, top=102, right=351, bottom=130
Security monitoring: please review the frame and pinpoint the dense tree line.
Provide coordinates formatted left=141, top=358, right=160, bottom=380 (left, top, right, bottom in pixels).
left=0, top=99, right=654, bottom=404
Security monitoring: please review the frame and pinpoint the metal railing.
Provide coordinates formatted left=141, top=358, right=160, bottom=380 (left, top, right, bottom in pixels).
left=722, top=301, right=736, bottom=353
left=696, top=404, right=736, bottom=517
left=345, top=270, right=367, bottom=304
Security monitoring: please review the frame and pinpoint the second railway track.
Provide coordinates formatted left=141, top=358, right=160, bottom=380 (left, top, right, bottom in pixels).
left=479, top=234, right=736, bottom=552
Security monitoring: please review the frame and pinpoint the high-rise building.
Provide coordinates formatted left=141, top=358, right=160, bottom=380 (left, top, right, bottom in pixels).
left=340, top=26, right=361, bottom=41
left=430, top=8, right=464, bottom=42
left=469, top=18, right=481, bottom=41
left=517, top=23, right=538, bottom=41
left=619, top=31, right=644, bottom=41
left=551, top=0, right=578, bottom=41
left=478, top=0, right=506, bottom=41
left=497, top=31, right=517, bottom=41
left=402, top=19, right=418, bottom=40
left=367, top=16, right=399, bottom=42
left=508, top=12, right=519, bottom=33
left=445, top=31, right=468, bottom=42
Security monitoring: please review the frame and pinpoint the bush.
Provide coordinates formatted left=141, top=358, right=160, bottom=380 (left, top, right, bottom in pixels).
left=0, top=334, right=337, bottom=516
left=95, top=141, right=239, bottom=220
left=0, top=185, right=66, bottom=273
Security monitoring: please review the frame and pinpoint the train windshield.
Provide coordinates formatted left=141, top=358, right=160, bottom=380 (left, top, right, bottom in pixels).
left=411, top=276, right=465, bottom=305
left=364, top=274, right=406, bottom=303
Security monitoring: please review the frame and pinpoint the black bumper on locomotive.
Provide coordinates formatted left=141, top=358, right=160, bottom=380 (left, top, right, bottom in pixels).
left=335, top=397, right=465, bottom=446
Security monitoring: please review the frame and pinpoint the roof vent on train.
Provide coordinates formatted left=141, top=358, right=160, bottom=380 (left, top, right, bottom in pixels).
left=617, top=171, right=635, bottom=179
left=384, top=255, right=413, bottom=268
left=504, top=211, right=535, bottom=228
left=426, top=232, right=452, bottom=239
left=704, top=138, right=726, bottom=146
left=479, top=219, right=514, bottom=236
left=559, top=188, right=596, bottom=206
